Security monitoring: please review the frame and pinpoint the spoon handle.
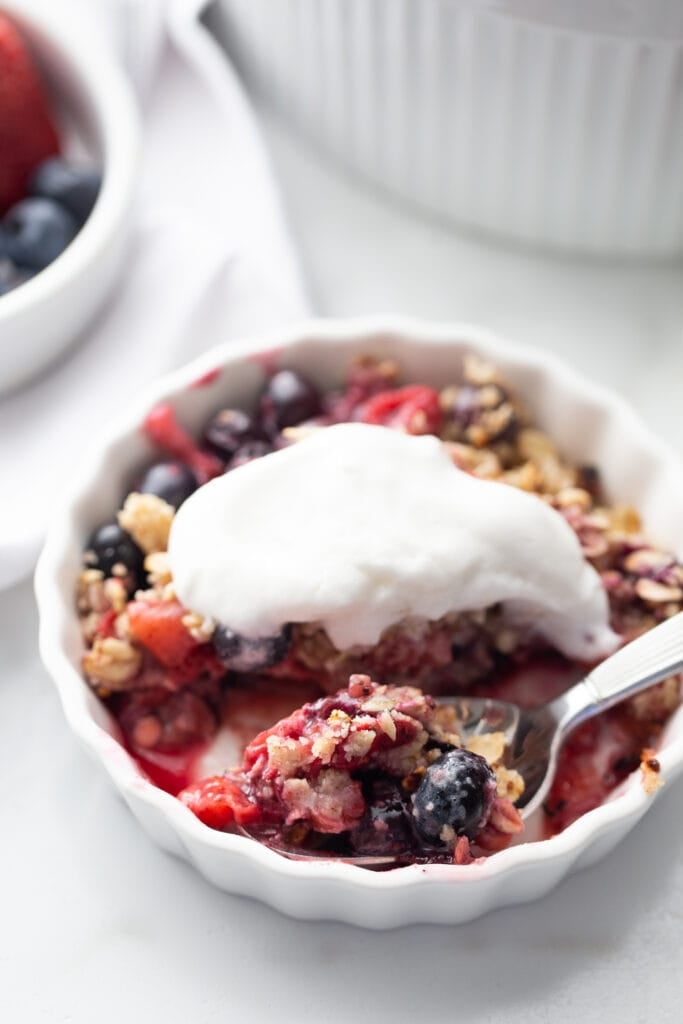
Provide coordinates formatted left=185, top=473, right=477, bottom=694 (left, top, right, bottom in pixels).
left=581, top=611, right=683, bottom=712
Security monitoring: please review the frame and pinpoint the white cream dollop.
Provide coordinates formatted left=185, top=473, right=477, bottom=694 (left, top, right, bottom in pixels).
left=169, top=422, right=618, bottom=660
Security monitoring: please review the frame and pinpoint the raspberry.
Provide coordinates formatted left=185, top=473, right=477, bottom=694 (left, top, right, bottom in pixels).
left=360, top=385, right=442, bottom=435
left=94, top=609, right=118, bottom=639
left=179, top=776, right=260, bottom=830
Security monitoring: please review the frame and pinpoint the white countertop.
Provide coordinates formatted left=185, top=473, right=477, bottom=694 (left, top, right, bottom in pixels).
left=4, top=110, right=683, bottom=1022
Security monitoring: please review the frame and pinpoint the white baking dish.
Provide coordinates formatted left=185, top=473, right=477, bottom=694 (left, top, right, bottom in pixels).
left=209, top=0, right=683, bottom=257
left=0, top=1, right=139, bottom=394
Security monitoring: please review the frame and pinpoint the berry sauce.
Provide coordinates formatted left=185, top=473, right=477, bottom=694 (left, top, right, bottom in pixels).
left=132, top=677, right=323, bottom=796
left=133, top=747, right=201, bottom=794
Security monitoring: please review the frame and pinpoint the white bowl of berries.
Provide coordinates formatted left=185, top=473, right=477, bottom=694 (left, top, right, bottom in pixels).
left=0, top=2, right=139, bottom=394
left=35, top=317, right=683, bottom=928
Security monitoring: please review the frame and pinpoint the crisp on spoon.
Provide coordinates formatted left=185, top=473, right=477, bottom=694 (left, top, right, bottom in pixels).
left=239, top=612, right=683, bottom=866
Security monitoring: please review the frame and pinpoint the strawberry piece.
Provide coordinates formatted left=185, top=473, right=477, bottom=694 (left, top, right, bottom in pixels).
left=0, top=14, right=60, bottom=213
left=94, top=608, right=118, bottom=639
left=166, top=644, right=226, bottom=688
left=127, top=599, right=198, bottom=669
left=360, top=385, right=442, bottom=435
left=144, top=403, right=223, bottom=484
left=179, top=775, right=260, bottom=830
left=453, top=836, right=474, bottom=865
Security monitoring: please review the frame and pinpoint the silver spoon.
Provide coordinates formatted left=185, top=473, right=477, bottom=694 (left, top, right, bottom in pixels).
left=238, top=611, right=683, bottom=865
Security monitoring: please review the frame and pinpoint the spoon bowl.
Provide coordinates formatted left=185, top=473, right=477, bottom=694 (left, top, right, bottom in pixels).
left=437, top=695, right=558, bottom=818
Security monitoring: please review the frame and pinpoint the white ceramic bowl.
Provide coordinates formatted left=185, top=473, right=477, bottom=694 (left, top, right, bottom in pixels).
left=0, top=2, right=140, bottom=395
left=35, top=317, right=683, bottom=928
left=210, top=0, right=683, bottom=257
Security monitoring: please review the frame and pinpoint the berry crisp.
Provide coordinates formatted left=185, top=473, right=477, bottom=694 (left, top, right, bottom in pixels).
left=77, top=354, right=682, bottom=865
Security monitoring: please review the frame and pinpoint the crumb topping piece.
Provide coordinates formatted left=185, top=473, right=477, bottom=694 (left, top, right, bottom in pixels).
left=83, top=636, right=142, bottom=692
left=640, top=748, right=664, bottom=796
left=118, top=492, right=174, bottom=555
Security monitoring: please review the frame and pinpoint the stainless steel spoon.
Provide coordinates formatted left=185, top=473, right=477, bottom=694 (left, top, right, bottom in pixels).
left=238, top=611, right=683, bottom=865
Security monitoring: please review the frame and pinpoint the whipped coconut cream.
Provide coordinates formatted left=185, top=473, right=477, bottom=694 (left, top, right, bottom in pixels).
left=169, top=423, right=618, bottom=660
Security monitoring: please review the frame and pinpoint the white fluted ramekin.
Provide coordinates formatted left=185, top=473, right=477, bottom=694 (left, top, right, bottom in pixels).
left=36, top=317, right=683, bottom=928
left=210, top=0, right=683, bottom=257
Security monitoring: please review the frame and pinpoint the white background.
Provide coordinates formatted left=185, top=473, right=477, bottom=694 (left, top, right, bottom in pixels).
left=3, top=106, right=683, bottom=1020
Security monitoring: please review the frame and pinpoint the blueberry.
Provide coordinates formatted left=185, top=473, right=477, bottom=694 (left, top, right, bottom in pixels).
left=450, top=386, right=480, bottom=428
left=412, top=748, right=497, bottom=844
left=0, top=258, right=33, bottom=296
left=30, top=158, right=101, bottom=224
left=212, top=623, right=292, bottom=672
left=85, top=521, right=145, bottom=582
left=350, top=779, right=414, bottom=856
left=260, top=370, right=322, bottom=433
left=203, top=408, right=267, bottom=461
left=577, top=464, right=601, bottom=499
left=3, top=198, right=78, bottom=271
left=228, top=440, right=273, bottom=470
left=137, top=461, right=197, bottom=509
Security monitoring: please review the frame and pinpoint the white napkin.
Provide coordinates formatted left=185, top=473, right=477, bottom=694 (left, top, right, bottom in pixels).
left=0, top=0, right=310, bottom=589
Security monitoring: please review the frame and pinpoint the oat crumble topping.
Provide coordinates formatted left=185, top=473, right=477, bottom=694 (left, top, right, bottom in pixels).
left=118, top=492, right=174, bottom=554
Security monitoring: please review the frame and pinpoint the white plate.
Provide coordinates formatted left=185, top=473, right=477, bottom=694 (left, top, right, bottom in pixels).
left=35, top=317, right=683, bottom=928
